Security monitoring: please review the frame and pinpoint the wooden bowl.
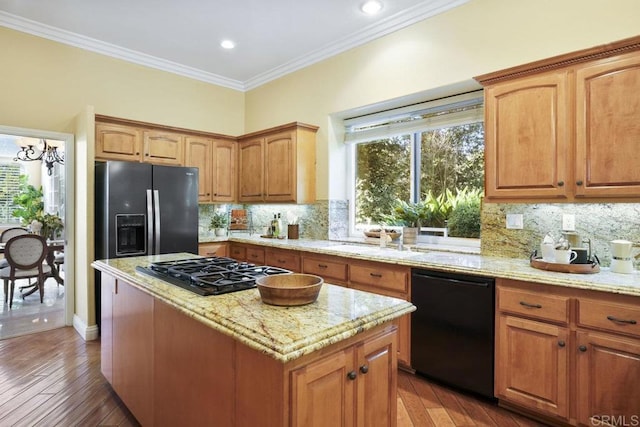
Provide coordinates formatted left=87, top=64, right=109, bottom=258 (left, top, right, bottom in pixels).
left=256, top=274, right=324, bottom=306
left=364, top=229, right=401, bottom=240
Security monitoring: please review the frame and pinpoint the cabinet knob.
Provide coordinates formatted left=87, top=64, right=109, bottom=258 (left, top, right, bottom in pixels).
left=135, top=152, right=140, bottom=155
left=347, top=371, right=357, bottom=380
left=576, top=180, right=583, bottom=186
left=557, top=181, right=564, bottom=187
left=558, top=340, right=566, bottom=348
left=359, top=365, right=369, bottom=374
left=579, top=345, right=587, bottom=352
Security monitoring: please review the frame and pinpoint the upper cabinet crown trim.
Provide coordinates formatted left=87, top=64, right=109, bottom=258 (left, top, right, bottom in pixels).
left=474, top=35, right=640, bottom=86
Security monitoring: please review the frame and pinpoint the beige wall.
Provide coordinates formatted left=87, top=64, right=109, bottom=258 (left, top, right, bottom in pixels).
left=0, top=27, right=245, bottom=135
left=245, top=0, right=640, bottom=200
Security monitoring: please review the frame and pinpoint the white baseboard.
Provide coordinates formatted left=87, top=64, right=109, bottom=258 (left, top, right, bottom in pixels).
left=73, top=314, right=99, bottom=341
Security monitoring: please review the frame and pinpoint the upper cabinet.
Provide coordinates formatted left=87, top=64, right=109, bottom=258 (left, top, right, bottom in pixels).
left=476, top=35, right=640, bottom=202
left=96, top=122, right=183, bottom=165
left=185, top=136, right=236, bottom=202
left=238, top=122, right=318, bottom=203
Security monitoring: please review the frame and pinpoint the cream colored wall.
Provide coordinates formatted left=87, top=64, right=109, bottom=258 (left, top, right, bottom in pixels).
left=0, top=27, right=245, bottom=136
left=245, top=0, right=640, bottom=201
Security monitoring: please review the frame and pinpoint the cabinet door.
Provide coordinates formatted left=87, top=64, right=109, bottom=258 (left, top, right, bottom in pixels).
left=265, top=131, right=296, bottom=202
left=484, top=72, right=569, bottom=199
left=185, top=136, right=213, bottom=202
left=291, top=347, right=356, bottom=427
left=496, top=314, right=569, bottom=419
left=100, top=273, right=115, bottom=384
left=575, top=54, right=640, bottom=197
left=212, top=139, right=236, bottom=202
left=198, top=242, right=228, bottom=257
left=238, top=137, right=264, bottom=201
left=95, top=123, right=142, bottom=161
left=576, top=331, right=640, bottom=426
left=143, top=130, right=184, bottom=165
left=356, top=330, right=396, bottom=427
left=113, top=280, right=154, bottom=427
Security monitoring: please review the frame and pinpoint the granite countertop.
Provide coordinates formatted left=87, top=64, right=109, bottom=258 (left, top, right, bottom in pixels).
left=212, top=235, right=640, bottom=298
left=92, top=254, right=415, bottom=363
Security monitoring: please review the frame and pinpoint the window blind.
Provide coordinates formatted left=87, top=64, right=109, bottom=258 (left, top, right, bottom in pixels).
left=344, top=90, right=484, bottom=144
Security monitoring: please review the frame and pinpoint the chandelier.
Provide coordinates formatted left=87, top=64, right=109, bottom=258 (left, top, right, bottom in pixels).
left=14, top=137, right=65, bottom=176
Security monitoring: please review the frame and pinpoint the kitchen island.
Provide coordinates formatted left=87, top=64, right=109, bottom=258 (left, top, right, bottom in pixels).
left=92, top=254, right=415, bottom=427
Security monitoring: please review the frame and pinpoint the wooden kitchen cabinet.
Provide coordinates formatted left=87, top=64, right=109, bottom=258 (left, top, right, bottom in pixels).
left=198, top=242, right=228, bottom=257
left=483, top=71, right=570, bottom=200
left=95, top=122, right=143, bottom=162
left=349, top=260, right=411, bottom=367
left=100, top=274, right=154, bottom=427
left=266, top=247, right=301, bottom=272
left=302, top=253, right=348, bottom=286
left=496, top=278, right=640, bottom=426
left=496, top=281, right=570, bottom=421
left=186, top=137, right=236, bottom=202
left=291, top=328, right=397, bottom=427
left=142, top=130, right=184, bottom=165
left=576, top=297, right=640, bottom=426
left=238, top=122, right=318, bottom=203
left=476, top=36, right=640, bottom=202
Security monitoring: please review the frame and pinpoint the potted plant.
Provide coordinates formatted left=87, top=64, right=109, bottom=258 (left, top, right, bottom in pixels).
left=386, top=200, right=429, bottom=245
left=209, top=211, right=228, bottom=237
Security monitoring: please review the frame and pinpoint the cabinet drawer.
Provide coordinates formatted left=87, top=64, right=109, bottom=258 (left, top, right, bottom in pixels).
left=498, top=287, right=570, bottom=324
left=246, top=247, right=265, bottom=265
left=266, top=249, right=300, bottom=272
left=578, top=298, right=640, bottom=338
left=198, top=243, right=227, bottom=257
left=303, top=256, right=348, bottom=285
left=229, top=245, right=246, bottom=261
left=349, top=263, right=408, bottom=294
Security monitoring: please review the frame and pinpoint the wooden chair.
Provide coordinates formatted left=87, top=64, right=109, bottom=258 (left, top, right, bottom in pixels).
left=0, top=234, right=51, bottom=308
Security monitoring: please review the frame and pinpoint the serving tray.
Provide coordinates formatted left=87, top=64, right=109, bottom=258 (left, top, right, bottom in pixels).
left=529, top=252, right=600, bottom=274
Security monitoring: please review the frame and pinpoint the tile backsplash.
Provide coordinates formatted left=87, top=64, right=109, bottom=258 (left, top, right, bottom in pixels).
left=481, top=202, right=640, bottom=267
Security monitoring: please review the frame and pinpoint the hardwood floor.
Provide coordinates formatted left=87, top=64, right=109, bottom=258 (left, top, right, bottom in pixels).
left=0, top=327, right=548, bottom=427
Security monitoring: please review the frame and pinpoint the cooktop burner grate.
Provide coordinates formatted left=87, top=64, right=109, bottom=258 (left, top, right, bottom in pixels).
left=136, top=256, right=291, bottom=296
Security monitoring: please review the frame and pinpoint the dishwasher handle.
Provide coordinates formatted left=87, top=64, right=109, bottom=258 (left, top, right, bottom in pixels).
left=412, top=272, right=490, bottom=287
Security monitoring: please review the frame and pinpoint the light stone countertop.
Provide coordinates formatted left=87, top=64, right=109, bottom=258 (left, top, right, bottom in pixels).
left=216, top=235, right=640, bottom=298
left=92, top=254, right=416, bottom=363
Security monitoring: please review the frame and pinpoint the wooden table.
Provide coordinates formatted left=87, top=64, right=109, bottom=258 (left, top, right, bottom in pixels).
left=0, top=240, right=64, bottom=297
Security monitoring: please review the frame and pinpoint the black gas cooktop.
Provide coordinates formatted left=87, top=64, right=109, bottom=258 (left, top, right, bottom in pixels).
left=135, top=257, right=291, bottom=296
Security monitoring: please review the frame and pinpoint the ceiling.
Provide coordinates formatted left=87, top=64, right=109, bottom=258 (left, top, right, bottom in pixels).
left=0, top=0, right=468, bottom=91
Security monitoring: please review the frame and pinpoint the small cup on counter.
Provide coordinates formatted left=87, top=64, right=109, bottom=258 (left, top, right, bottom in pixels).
left=554, top=249, right=577, bottom=264
left=570, top=247, right=590, bottom=264
left=540, top=243, right=555, bottom=262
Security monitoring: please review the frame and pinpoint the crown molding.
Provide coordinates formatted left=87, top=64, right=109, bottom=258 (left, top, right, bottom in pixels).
left=1, top=0, right=468, bottom=92
left=0, top=11, right=245, bottom=91
left=243, top=0, right=470, bottom=90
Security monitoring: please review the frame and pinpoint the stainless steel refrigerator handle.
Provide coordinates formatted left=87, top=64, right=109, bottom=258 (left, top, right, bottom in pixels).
left=153, top=189, right=161, bottom=254
left=146, top=189, right=153, bottom=254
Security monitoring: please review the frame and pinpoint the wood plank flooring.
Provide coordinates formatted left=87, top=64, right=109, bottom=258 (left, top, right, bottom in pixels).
left=0, top=327, right=548, bottom=426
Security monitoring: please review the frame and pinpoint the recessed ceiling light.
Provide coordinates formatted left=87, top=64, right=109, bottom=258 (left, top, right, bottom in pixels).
left=220, top=40, right=236, bottom=49
left=361, top=0, right=383, bottom=15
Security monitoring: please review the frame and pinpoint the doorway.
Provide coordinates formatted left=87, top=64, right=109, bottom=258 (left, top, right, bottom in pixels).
left=0, top=126, right=74, bottom=340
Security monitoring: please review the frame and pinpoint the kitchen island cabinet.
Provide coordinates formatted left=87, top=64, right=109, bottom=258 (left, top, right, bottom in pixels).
left=93, top=254, right=414, bottom=427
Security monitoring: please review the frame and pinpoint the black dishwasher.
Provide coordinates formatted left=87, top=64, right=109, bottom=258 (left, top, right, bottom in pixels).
left=411, top=269, right=495, bottom=399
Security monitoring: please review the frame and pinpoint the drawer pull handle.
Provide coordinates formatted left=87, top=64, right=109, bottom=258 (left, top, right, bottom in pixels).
left=347, top=371, right=357, bottom=380
left=318, top=264, right=328, bottom=269
left=579, top=345, right=587, bottom=352
left=606, top=315, right=637, bottom=325
left=359, top=365, right=369, bottom=374
left=558, top=340, right=566, bottom=347
left=519, top=301, right=542, bottom=309
left=370, top=273, right=383, bottom=278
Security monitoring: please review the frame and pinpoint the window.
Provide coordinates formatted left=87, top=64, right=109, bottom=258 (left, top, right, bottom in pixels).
left=0, top=138, right=24, bottom=225
left=346, top=91, right=484, bottom=241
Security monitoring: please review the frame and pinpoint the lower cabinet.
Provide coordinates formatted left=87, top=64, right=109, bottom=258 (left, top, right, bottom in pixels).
left=198, top=242, right=228, bottom=257
left=100, top=275, right=154, bottom=427
left=266, top=247, right=301, bottom=272
left=496, top=278, right=640, bottom=426
left=291, top=329, right=396, bottom=427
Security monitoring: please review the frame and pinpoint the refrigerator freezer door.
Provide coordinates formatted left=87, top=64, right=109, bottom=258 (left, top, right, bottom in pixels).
left=152, top=165, right=199, bottom=255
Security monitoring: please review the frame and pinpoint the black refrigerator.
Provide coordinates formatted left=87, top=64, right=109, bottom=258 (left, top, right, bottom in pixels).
left=94, top=160, right=199, bottom=328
